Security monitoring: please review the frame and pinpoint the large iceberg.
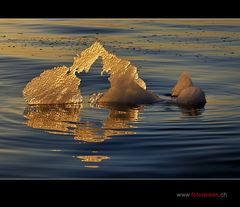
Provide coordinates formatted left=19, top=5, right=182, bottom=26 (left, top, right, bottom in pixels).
left=23, top=42, right=159, bottom=105
left=23, top=42, right=206, bottom=108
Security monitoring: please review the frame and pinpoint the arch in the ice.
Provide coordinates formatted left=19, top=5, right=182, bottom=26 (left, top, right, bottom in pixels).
left=23, top=42, right=159, bottom=105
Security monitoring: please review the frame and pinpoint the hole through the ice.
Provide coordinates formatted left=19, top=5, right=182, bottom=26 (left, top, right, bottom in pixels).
left=76, top=57, right=110, bottom=98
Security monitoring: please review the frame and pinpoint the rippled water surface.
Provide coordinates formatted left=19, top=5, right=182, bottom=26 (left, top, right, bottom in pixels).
left=0, top=19, right=240, bottom=178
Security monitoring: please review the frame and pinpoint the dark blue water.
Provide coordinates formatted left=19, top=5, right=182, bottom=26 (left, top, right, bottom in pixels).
left=0, top=19, right=240, bottom=178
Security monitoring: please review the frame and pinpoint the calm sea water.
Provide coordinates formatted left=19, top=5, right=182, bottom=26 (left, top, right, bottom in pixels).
left=0, top=19, right=240, bottom=178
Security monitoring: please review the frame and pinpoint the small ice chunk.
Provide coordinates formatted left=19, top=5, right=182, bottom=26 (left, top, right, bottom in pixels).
left=175, top=86, right=206, bottom=107
left=171, top=72, right=193, bottom=97
left=171, top=72, right=206, bottom=107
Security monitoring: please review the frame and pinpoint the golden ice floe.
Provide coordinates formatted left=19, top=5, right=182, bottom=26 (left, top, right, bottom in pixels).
left=23, top=42, right=159, bottom=105
left=23, top=66, right=82, bottom=105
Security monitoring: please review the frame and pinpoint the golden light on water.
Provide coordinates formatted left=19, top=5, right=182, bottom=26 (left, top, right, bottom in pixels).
left=23, top=104, right=141, bottom=143
left=24, top=104, right=82, bottom=133
left=84, top=166, right=99, bottom=169
left=1, top=19, right=240, bottom=60
left=77, top=155, right=110, bottom=162
left=77, top=155, right=110, bottom=169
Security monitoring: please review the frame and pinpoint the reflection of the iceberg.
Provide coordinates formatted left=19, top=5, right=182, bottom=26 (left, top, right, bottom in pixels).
left=23, top=102, right=203, bottom=168
left=23, top=104, right=83, bottom=134
left=93, top=102, right=141, bottom=129
left=76, top=155, right=110, bottom=169
left=24, top=103, right=142, bottom=168
left=24, top=103, right=141, bottom=142
left=179, top=105, right=205, bottom=117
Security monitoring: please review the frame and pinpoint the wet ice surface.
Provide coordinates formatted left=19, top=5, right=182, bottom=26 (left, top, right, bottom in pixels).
left=0, top=19, right=240, bottom=178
